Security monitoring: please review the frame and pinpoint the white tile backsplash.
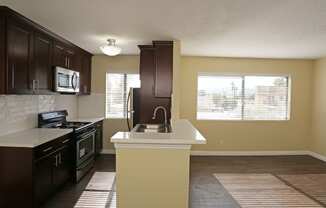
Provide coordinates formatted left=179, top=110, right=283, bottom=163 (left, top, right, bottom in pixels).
left=0, top=95, right=77, bottom=136
left=54, top=95, right=78, bottom=119
left=38, top=95, right=55, bottom=113
left=0, top=96, right=6, bottom=121
left=78, top=93, right=105, bottom=118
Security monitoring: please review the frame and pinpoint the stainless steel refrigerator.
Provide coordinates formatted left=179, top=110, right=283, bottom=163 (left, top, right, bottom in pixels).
left=127, top=87, right=140, bottom=131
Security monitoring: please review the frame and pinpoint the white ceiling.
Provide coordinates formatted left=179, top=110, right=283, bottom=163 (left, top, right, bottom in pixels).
left=2, top=0, right=326, bottom=59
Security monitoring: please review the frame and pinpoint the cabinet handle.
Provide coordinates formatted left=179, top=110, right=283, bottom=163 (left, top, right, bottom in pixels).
left=55, top=154, right=58, bottom=167
left=84, top=85, right=87, bottom=93
left=37, top=80, right=40, bottom=94
left=32, top=80, right=36, bottom=93
left=58, top=153, right=62, bottom=164
left=62, top=139, right=70, bottom=144
left=43, top=146, right=53, bottom=153
left=11, top=64, right=15, bottom=89
left=67, top=59, right=70, bottom=68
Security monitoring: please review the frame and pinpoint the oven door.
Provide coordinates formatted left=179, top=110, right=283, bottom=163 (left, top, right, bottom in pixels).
left=55, top=66, right=80, bottom=93
left=76, top=130, right=96, bottom=166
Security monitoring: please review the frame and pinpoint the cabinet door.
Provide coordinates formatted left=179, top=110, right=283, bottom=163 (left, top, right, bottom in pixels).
left=33, top=31, right=53, bottom=93
left=53, top=42, right=67, bottom=68
left=154, top=42, right=173, bottom=98
left=66, top=49, right=75, bottom=70
left=34, top=154, right=55, bottom=206
left=95, top=122, right=103, bottom=156
left=0, top=15, right=5, bottom=94
left=73, top=50, right=83, bottom=73
left=53, top=145, right=72, bottom=189
left=79, top=53, right=92, bottom=94
left=7, top=18, right=33, bottom=94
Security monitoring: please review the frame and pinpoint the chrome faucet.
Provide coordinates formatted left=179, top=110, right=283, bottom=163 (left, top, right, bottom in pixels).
left=152, top=106, right=168, bottom=125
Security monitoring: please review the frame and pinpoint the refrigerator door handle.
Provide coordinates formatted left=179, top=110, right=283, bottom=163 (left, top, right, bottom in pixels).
left=126, top=88, right=132, bottom=131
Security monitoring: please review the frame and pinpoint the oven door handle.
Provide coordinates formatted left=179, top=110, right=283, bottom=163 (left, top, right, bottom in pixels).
left=76, top=156, right=94, bottom=171
left=77, top=129, right=96, bottom=140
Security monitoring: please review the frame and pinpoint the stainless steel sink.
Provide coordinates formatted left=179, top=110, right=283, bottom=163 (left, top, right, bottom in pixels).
left=132, top=124, right=172, bottom=133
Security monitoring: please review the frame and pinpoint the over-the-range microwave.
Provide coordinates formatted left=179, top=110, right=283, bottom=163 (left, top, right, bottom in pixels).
left=54, top=66, right=80, bottom=93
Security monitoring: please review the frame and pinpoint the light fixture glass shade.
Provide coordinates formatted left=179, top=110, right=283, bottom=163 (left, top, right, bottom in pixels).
left=100, top=39, right=121, bottom=56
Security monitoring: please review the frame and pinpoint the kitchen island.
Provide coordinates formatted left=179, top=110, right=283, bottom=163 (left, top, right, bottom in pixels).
left=111, top=119, right=206, bottom=208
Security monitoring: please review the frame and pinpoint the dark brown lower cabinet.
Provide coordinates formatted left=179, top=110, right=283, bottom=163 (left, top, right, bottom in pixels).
left=34, top=144, right=72, bottom=206
left=53, top=145, right=72, bottom=189
left=0, top=134, right=73, bottom=208
left=34, top=153, right=54, bottom=205
left=95, top=121, right=103, bottom=156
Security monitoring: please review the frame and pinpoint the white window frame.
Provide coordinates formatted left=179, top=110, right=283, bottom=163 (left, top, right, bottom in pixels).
left=196, top=72, right=292, bottom=121
left=105, top=72, right=140, bottom=119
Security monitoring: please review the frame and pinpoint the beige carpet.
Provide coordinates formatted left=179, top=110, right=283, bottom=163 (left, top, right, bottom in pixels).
left=278, top=174, right=326, bottom=206
left=214, top=173, right=323, bottom=208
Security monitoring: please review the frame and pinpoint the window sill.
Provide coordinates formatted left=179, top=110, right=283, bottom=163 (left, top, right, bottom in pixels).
left=196, top=119, right=290, bottom=122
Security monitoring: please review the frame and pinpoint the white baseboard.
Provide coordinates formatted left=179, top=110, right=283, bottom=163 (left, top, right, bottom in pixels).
left=308, top=151, right=326, bottom=162
left=100, top=148, right=326, bottom=163
left=190, top=150, right=309, bottom=156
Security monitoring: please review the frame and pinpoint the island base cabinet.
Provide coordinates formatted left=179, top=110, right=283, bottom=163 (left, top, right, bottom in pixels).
left=115, top=147, right=190, bottom=208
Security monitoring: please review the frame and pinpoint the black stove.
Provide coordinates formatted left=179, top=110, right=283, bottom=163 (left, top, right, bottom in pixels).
left=38, top=110, right=96, bottom=182
left=50, top=121, right=91, bottom=130
left=38, top=110, right=90, bottom=130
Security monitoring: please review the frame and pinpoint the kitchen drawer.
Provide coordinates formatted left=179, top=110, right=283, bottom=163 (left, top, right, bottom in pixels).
left=34, top=134, right=72, bottom=160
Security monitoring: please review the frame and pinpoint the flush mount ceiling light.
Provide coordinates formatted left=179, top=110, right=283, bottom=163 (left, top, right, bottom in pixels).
left=100, top=39, right=121, bottom=56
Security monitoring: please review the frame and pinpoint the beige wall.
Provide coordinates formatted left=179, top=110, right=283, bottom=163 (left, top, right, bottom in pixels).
left=86, top=54, right=316, bottom=153
left=84, top=55, right=139, bottom=150
left=171, top=40, right=181, bottom=120
left=311, top=58, right=326, bottom=156
left=180, top=56, right=314, bottom=151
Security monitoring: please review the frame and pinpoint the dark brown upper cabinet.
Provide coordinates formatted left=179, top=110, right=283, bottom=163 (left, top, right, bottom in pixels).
left=0, top=13, right=6, bottom=94
left=33, top=31, right=53, bottom=93
left=53, top=41, right=76, bottom=70
left=6, top=16, right=34, bottom=94
left=79, top=52, right=92, bottom=95
left=0, top=6, right=93, bottom=95
left=53, top=42, right=67, bottom=68
left=153, top=41, right=173, bottom=98
left=66, top=48, right=76, bottom=70
left=137, top=43, right=172, bottom=124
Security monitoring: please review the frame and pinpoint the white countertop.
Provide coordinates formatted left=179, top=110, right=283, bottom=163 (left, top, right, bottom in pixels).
left=68, top=117, right=105, bottom=124
left=111, top=119, right=206, bottom=145
left=0, top=128, right=73, bottom=148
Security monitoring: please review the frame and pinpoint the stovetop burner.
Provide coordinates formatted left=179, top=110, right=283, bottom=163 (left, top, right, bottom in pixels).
left=55, top=121, right=91, bottom=129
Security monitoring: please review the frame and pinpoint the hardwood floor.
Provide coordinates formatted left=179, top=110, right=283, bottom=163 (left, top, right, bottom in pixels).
left=42, top=155, right=326, bottom=208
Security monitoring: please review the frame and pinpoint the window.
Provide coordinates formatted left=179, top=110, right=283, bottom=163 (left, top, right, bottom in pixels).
left=106, top=73, right=140, bottom=118
left=197, top=74, right=290, bottom=121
